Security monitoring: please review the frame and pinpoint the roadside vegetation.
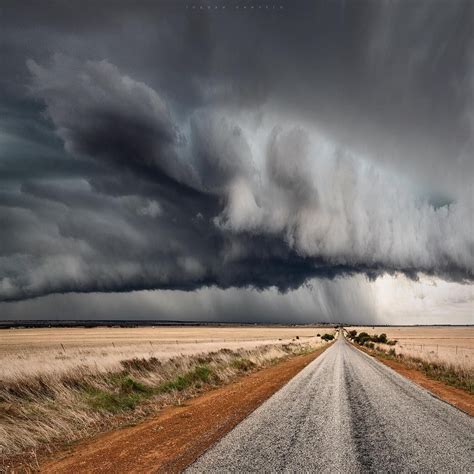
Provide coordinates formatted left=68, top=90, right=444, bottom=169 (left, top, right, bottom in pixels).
left=0, top=340, right=325, bottom=469
left=346, top=330, right=397, bottom=347
left=346, top=330, right=473, bottom=395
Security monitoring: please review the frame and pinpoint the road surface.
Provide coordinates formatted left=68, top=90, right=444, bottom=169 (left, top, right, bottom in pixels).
left=188, top=335, right=473, bottom=472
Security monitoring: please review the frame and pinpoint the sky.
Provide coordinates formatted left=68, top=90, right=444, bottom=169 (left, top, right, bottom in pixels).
left=0, top=0, right=473, bottom=324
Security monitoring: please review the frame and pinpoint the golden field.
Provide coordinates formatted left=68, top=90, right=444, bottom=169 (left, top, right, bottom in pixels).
left=0, top=326, right=326, bottom=380
left=347, top=326, right=474, bottom=370
left=0, top=327, right=331, bottom=466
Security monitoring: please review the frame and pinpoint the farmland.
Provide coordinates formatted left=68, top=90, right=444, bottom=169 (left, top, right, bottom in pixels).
left=346, top=326, right=473, bottom=370
left=0, top=325, right=331, bottom=469
left=0, top=326, right=326, bottom=380
left=345, top=326, right=473, bottom=395
left=1, top=326, right=471, bottom=473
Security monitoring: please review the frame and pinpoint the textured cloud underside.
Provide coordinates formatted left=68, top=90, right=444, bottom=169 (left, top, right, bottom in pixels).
left=0, top=55, right=471, bottom=302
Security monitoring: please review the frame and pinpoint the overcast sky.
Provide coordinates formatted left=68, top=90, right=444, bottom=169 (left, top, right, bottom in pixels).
left=0, top=0, right=472, bottom=323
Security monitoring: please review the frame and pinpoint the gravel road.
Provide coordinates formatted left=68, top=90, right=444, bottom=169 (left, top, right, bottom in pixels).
left=188, top=335, right=473, bottom=473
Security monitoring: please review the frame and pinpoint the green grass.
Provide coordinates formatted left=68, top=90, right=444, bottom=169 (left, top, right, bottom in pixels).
left=84, top=387, right=143, bottom=412
left=157, top=365, right=217, bottom=393
left=83, top=375, right=153, bottom=413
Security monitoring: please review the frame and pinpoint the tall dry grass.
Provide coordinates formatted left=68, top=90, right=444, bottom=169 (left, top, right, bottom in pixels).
left=0, top=338, right=307, bottom=381
left=372, top=342, right=473, bottom=394
left=0, top=326, right=327, bottom=381
left=384, top=341, right=473, bottom=371
left=346, top=327, right=473, bottom=393
left=0, top=340, right=325, bottom=471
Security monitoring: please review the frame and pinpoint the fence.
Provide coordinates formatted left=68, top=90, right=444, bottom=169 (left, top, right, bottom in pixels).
left=397, top=342, right=473, bottom=356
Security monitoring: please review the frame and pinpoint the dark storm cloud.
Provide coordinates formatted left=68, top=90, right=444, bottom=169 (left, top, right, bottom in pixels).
left=0, top=0, right=472, bottom=303
left=27, top=56, right=197, bottom=188
left=0, top=279, right=378, bottom=325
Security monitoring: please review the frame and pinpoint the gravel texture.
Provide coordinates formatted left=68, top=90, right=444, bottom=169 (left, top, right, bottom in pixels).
left=188, top=335, right=473, bottom=473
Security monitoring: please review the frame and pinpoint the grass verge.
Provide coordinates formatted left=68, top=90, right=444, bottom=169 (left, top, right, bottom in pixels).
left=360, top=344, right=473, bottom=394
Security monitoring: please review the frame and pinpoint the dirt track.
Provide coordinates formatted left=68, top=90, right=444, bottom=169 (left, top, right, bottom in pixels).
left=40, top=347, right=327, bottom=473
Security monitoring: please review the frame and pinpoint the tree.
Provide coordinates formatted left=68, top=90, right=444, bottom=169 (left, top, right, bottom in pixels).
left=355, top=332, right=370, bottom=345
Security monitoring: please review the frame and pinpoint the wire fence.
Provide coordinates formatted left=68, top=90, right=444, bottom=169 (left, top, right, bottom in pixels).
left=54, top=335, right=320, bottom=352
left=397, top=343, right=473, bottom=355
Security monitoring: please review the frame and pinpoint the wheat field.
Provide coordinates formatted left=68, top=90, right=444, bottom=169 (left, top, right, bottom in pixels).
left=347, top=326, right=474, bottom=371
left=0, top=328, right=329, bottom=468
left=0, top=326, right=326, bottom=381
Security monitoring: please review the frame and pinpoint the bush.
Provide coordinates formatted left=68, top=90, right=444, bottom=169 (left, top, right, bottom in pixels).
left=353, top=331, right=395, bottom=346
left=348, top=330, right=357, bottom=339
left=84, top=376, right=153, bottom=413
left=157, top=365, right=216, bottom=393
left=321, top=333, right=334, bottom=341
left=354, top=332, right=370, bottom=345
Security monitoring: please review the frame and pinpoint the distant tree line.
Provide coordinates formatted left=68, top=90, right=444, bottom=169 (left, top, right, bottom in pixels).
left=317, top=333, right=335, bottom=341
left=346, top=330, right=397, bottom=348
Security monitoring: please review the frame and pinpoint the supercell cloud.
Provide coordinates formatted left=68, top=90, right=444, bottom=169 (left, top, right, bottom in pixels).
left=0, top=1, right=472, bottom=321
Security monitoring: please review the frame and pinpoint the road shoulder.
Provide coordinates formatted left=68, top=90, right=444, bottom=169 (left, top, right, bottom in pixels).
left=355, top=345, right=473, bottom=416
left=39, top=346, right=329, bottom=474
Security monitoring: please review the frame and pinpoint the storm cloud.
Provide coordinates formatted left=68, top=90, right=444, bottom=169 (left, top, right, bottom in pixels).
left=0, top=1, right=472, bottom=315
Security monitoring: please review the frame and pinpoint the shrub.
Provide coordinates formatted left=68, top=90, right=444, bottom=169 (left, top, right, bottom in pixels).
left=353, top=331, right=394, bottom=346
left=157, top=365, right=216, bottom=393
left=321, top=333, right=334, bottom=341
left=84, top=376, right=153, bottom=413
left=354, top=332, right=370, bottom=345
left=119, top=376, right=151, bottom=394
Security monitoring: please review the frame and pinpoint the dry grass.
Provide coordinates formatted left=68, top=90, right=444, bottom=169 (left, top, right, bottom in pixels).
left=346, top=326, right=473, bottom=394
left=0, top=333, right=329, bottom=472
left=0, top=326, right=325, bottom=380
left=347, top=326, right=473, bottom=371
